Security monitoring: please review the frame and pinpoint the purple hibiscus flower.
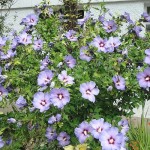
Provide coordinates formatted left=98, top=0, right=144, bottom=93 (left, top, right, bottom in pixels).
left=99, top=127, right=124, bottom=150
left=32, top=92, right=51, bottom=112
left=50, top=88, right=70, bottom=109
left=78, top=11, right=91, bottom=25
left=65, top=30, right=78, bottom=42
left=79, top=46, right=92, bottom=62
left=11, top=38, right=18, bottom=49
left=112, top=75, right=126, bottom=90
left=16, top=95, right=27, bottom=109
left=99, top=15, right=105, bottom=23
left=0, top=137, right=4, bottom=148
left=141, top=12, right=150, bottom=22
left=17, top=32, right=32, bottom=45
left=58, top=70, right=74, bottom=86
left=103, top=20, right=117, bottom=33
left=45, top=127, right=57, bottom=141
left=0, top=49, right=16, bottom=60
left=48, top=114, right=61, bottom=124
left=7, top=118, right=16, bottom=123
left=40, top=56, right=50, bottom=70
left=75, top=121, right=92, bottom=144
left=0, top=37, right=7, bottom=48
left=106, top=37, right=121, bottom=53
left=37, top=70, right=53, bottom=87
left=133, top=26, right=142, bottom=37
left=144, top=49, right=150, bottom=65
left=64, top=55, right=76, bottom=68
left=90, top=118, right=111, bottom=139
left=137, top=67, right=150, bottom=88
left=118, top=119, right=129, bottom=135
left=91, top=36, right=107, bottom=52
left=79, top=81, right=99, bottom=103
left=57, top=132, right=70, bottom=147
left=33, top=39, right=43, bottom=51
left=122, top=12, right=133, bottom=24
left=0, top=85, right=8, bottom=101
left=21, top=14, right=38, bottom=26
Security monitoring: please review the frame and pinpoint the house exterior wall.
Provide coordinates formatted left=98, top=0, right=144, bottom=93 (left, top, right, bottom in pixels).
left=1, top=0, right=150, bottom=118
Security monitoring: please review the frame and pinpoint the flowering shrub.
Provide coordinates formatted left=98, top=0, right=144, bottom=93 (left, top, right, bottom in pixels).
left=0, top=1, right=150, bottom=149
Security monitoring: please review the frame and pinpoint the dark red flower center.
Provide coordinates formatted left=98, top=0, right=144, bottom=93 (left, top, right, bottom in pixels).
left=97, top=127, right=103, bottom=133
left=99, top=42, right=105, bottom=47
left=82, top=129, right=88, bottom=136
left=58, top=94, right=64, bottom=100
left=40, top=100, right=47, bottom=106
left=63, top=137, right=67, bottom=141
left=45, top=77, right=50, bottom=82
left=86, top=89, right=91, bottom=95
left=30, top=18, right=34, bottom=23
left=22, top=38, right=27, bottom=42
left=145, top=76, right=150, bottom=82
left=108, top=25, right=112, bottom=30
left=108, top=137, right=115, bottom=144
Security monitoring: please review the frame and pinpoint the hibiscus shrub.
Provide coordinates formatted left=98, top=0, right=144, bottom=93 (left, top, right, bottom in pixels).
left=0, top=1, right=150, bottom=150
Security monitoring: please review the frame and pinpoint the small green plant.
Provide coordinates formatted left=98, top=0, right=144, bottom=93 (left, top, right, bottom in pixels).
left=128, top=115, right=150, bottom=150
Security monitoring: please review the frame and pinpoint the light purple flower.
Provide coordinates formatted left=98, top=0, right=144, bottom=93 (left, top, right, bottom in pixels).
left=141, top=12, right=150, bottom=22
left=99, top=127, right=124, bottom=150
left=58, top=70, right=74, bottom=85
left=79, top=81, right=99, bottom=102
left=118, top=119, right=129, bottom=135
left=50, top=88, right=70, bottom=109
left=122, top=12, right=133, bottom=24
left=137, top=67, right=150, bottom=88
left=78, top=11, right=91, bottom=25
left=107, top=86, right=113, bottom=91
left=64, top=55, right=76, bottom=68
left=133, top=26, right=142, bottom=37
left=99, top=15, right=105, bottom=22
left=144, top=49, right=150, bottom=65
left=0, top=85, right=8, bottom=101
left=16, top=95, right=27, bottom=109
left=17, top=32, right=32, bottom=45
left=45, top=127, right=57, bottom=141
left=32, top=92, right=51, bottom=112
left=11, top=38, right=18, bottom=49
left=144, top=56, right=150, bottom=65
left=7, top=118, right=16, bottom=123
left=91, top=36, right=107, bottom=52
left=112, top=75, right=126, bottom=90
left=40, top=56, right=50, bottom=70
left=75, top=121, right=92, bottom=143
left=48, top=114, right=61, bottom=124
left=145, top=49, right=150, bottom=56
left=0, top=37, right=7, bottom=48
left=103, top=20, right=117, bottom=33
left=65, top=30, right=78, bottom=42
left=21, top=14, right=38, bottom=26
left=0, top=50, right=16, bottom=60
left=0, top=137, right=4, bottom=148
left=48, top=8, right=54, bottom=16
left=37, top=70, right=53, bottom=87
left=90, top=118, right=111, bottom=139
left=79, top=46, right=92, bottom=62
left=57, top=132, right=70, bottom=147
left=33, top=39, right=43, bottom=51
left=106, top=37, right=121, bottom=53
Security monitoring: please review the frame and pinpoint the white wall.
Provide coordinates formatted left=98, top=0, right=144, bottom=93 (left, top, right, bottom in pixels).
left=2, top=0, right=150, bottom=118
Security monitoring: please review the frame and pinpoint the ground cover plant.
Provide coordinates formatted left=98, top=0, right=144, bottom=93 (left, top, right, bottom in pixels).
left=0, top=1, right=150, bottom=149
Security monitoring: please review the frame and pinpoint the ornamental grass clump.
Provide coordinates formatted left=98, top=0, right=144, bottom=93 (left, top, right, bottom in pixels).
left=0, top=1, right=150, bottom=149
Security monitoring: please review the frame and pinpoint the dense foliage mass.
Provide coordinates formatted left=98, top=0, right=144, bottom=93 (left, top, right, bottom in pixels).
left=0, top=1, right=150, bottom=150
